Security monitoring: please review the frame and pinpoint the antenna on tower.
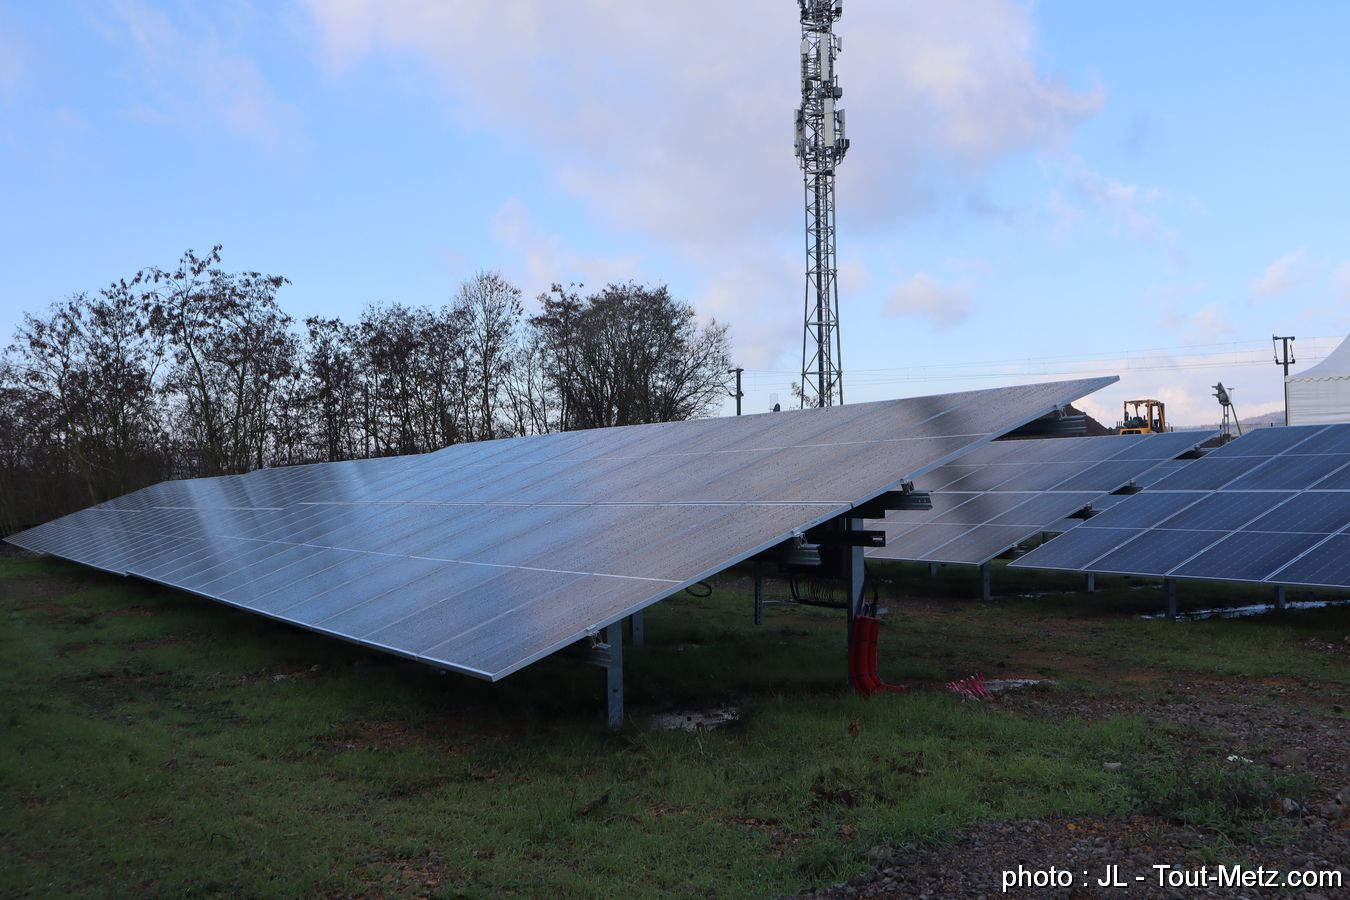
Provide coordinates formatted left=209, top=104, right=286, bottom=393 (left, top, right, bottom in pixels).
left=795, top=0, right=849, bottom=408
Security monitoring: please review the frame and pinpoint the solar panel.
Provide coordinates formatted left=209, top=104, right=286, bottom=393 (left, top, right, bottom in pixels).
left=1012, top=423, right=1350, bottom=590
left=1170, top=530, right=1326, bottom=582
left=867, top=430, right=1211, bottom=566
left=7, top=376, right=1116, bottom=681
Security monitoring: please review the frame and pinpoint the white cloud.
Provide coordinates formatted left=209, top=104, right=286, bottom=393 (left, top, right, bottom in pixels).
left=1250, top=248, right=1307, bottom=298
left=301, top=0, right=1100, bottom=248
left=883, top=273, right=972, bottom=328
left=106, top=2, right=301, bottom=151
left=1070, top=169, right=1163, bottom=238
left=301, top=0, right=1098, bottom=370
left=487, top=198, right=640, bottom=305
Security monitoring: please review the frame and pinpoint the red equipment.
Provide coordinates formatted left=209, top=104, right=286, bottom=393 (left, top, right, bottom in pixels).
left=848, top=615, right=908, bottom=697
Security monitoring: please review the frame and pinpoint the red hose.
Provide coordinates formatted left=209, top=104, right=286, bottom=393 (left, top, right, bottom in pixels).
left=852, top=615, right=908, bottom=695
left=848, top=615, right=872, bottom=696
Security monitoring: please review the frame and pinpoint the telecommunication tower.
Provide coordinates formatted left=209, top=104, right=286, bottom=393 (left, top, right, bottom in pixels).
left=794, top=0, right=849, bottom=408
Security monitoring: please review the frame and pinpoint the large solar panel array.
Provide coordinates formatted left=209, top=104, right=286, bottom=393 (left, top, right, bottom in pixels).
left=1011, top=423, right=1350, bottom=588
left=865, top=431, right=1209, bottom=565
left=7, top=377, right=1115, bottom=680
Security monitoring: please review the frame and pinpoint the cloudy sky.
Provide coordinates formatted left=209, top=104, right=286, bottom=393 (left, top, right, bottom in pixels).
left=2, top=1, right=1348, bottom=425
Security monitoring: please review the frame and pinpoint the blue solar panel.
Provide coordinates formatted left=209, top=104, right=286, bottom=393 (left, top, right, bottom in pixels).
left=1311, top=466, right=1350, bottom=490
left=1089, top=528, right=1226, bottom=576
left=1224, top=453, right=1350, bottom=491
left=931, top=493, right=1029, bottom=524
left=1146, top=456, right=1276, bottom=491
left=1171, top=530, right=1326, bottom=582
left=1204, top=425, right=1322, bottom=457
left=1008, top=527, right=1142, bottom=571
left=1051, top=460, right=1164, bottom=492
left=1267, top=534, right=1350, bottom=587
left=1079, top=492, right=1200, bottom=529
left=1159, top=492, right=1293, bottom=531
left=987, top=492, right=1097, bottom=527
left=1105, top=430, right=1211, bottom=460
left=1241, top=492, right=1350, bottom=534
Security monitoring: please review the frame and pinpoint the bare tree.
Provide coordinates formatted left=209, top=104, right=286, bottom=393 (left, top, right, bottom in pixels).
left=454, top=271, right=524, bottom=440
left=8, top=283, right=164, bottom=504
left=529, top=281, right=731, bottom=429
left=146, top=249, right=297, bottom=475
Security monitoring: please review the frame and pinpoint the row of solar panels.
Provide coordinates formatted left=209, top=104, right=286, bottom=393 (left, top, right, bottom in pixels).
left=866, top=430, right=1210, bottom=565
left=6, top=377, right=1118, bottom=680
left=1012, top=423, right=1350, bottom=588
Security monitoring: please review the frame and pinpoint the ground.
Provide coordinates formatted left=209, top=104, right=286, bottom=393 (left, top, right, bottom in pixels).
left=0, top=550, right=1346, bottom=898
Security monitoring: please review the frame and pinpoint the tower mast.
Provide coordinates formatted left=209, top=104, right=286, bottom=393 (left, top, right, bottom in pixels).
left=795, top=0, right=849, bottom=408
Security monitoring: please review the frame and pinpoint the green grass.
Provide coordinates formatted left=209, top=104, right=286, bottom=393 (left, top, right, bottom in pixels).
left=1, top=555, right=1346, bottom=897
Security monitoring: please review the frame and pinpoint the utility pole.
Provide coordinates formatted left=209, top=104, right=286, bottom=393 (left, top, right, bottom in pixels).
left=794, top=0, right=849, bottom=408
left=1273, top=335, right=1295, bottom=426
left=727, top=367, right=744, bottom=416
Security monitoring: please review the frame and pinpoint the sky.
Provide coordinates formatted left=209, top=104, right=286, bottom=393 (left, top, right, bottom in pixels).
left=1, top=1, right=1348, bottom=426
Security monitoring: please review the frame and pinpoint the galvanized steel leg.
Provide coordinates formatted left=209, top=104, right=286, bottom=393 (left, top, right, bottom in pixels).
left=753, top=564, right=764, bottom=625
left=1274, top=585, right=1286, bottom=610
left=603, top=623, right=624, bottom=731
left=1085, top=573, right=1096, bottom=593
left=1164, top=578, right=1177, bottom=620
left=980, top=562, right=992, bottom=603
left=846, top=537, right=866, bottom=620
left=629, top=611, right=644, bottom=648
left=928, top=562, right=938, bottom=577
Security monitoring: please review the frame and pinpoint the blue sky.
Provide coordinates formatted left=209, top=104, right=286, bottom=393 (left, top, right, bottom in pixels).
left=2, top=1, right=1347, bottom=425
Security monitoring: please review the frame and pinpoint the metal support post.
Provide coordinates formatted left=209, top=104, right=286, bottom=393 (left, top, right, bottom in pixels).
left=1164, top=578, right=1177, bottom=620
left=1274, top=584, right=1286, bottom=610
left=629, top=611, right=644, bottom=648
left=753, top=564, right=764, bottom=625
left=928, top=562, right=938, bottom=577
left=1085, top=573, right=1096, bottom=593
left=845, top=523, right=866, bottom=620
left=602, top=623, right=624, bottom=731
left=980, top=562, right=992, bottom=603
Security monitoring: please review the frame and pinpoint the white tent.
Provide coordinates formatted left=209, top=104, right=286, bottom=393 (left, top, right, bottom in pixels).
left=1287, top=334, right=1350, bottom=425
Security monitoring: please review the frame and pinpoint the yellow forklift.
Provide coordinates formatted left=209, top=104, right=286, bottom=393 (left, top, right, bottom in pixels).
left=1120, top=399, right=1167, bottom=434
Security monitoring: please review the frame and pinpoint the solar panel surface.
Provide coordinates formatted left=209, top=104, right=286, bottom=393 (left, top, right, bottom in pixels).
left=1011, top=423, right=1350, bottom=589
left=7, top=377, right=1115, bottom=680
left=866, top=430, right=1209, bottom=565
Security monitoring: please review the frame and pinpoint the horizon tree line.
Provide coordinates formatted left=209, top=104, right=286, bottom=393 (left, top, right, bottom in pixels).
left=0, top=247, right=732, bottom=534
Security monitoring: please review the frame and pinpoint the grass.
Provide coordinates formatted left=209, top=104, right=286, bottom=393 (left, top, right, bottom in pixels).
left=1, top=554, right=1346, bottom=897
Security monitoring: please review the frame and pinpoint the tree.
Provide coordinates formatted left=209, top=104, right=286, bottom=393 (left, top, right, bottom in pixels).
left=8, top=283, right=164, bottom=504
left=454, top=271, right=523, bottom=441
left=301, top=316, right=364, bottom=462
left=146, top=248, right=297, bottom=475
left=529, top=281, right=731, bottom=430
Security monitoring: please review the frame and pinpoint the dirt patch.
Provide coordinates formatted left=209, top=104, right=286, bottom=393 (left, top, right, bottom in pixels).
left=0, top=575, right=83, bottom=606
left=327, top=720, right=414, bottom=752
left=343, top=851, right=449, bottom=898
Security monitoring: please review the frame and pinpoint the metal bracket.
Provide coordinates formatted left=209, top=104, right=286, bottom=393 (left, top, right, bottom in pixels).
left=851, top=484, right=931, bottom=518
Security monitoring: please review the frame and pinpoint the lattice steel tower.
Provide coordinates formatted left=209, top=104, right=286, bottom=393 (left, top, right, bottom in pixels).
left=794, top=0, right=849, bottom=408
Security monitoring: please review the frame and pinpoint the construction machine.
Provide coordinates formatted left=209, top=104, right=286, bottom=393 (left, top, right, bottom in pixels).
left=1120, top=399, right=1167, bottom=434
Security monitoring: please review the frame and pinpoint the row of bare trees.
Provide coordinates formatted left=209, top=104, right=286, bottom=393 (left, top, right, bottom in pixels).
left=1, top=247, right=731, bottom=534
